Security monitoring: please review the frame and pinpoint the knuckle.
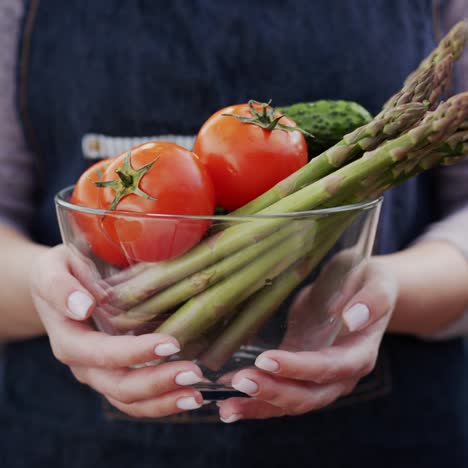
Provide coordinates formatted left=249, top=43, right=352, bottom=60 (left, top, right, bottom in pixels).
left=113, top=390, right=134, bottom=405
left=260, top=386, right=281, bottom=404
left=109, top=382, right=126, bottom=403
left=93, top=351, right=110, bottom=368
left=93, top=341, right=120, bottom=368
left=110, top=378, right=134, bottom=405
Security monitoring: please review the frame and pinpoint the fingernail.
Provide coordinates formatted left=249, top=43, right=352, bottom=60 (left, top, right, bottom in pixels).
left=176, top=396, right=202, bottom=410
left=232, top=377, right=258, bottom=395
left=255, top=356, right=280, bottom=372
left=67, top=291, right=94, bottom=319
left=343, top=303, right=370, bottom=332
left=154, top=343, right=180, bottom=356
left=131, top=359, right=162, bottom=368
left=220, top=413, right=242, bottom=424
left=175, top=371, right=202, bottom=386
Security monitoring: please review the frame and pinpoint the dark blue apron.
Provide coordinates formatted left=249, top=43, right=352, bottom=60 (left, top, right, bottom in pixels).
left=2, top=1, right=467, bottom=466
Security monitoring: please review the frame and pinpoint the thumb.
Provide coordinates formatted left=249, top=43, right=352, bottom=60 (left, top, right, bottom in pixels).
left=31, top=246, right=96, bottom=321
left=342, top=272, right=398, bottom=333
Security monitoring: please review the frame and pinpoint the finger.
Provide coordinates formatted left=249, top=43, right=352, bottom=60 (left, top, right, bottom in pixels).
left=217, top=398, right=285, bottom=423
left=342, top=272, right=398, bottom=333
left=31, top=246, right=96, bottom=321
left=38, top=306, right=182, bottom=367
left=67, top=245, right=110, bottom=301
left=72, top=361, right=203, bottom=404
left=254, top=329, right=380, bottom=384
left=230, top=369, right=353, bottom=415
left=106, top=388, right=204, bottom=419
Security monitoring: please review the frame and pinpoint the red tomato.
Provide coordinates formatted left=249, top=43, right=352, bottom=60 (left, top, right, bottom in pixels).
left=193, top=102, right=308, bottom=210
left=71, top=159, right=128, bottom=267
left=97, top=142, right=216, bottom=263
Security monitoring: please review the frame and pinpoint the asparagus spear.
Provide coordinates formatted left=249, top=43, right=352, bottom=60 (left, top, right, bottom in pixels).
left=386, top=20, right=468, bottom=109
left=406, top=20, right=468, bottom=84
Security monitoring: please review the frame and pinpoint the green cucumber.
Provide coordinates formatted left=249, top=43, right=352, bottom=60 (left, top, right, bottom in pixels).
left=278, top=100, right=372, bottom=157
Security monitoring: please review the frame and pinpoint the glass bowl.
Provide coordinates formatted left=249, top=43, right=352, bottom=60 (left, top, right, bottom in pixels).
left=55, top=186, right=382, bottom=399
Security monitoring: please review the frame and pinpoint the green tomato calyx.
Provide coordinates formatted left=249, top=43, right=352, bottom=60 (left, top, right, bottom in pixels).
left=94, top=150, right=158, bottom=211
left=222, top=100, right=313, bottom=138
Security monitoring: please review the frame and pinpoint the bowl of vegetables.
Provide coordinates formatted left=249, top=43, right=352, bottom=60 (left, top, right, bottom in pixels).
left=55, top=20, right=468, bottom=398
left=56, top=180, right=382, bottom=388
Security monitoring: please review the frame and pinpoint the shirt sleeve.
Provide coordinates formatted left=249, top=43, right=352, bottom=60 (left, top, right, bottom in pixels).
left=414, top=0, right=468, bottom=338
left=0, top=0, right=36, bottom=234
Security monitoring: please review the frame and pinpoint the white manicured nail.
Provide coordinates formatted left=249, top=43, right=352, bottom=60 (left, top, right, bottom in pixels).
left=255, top=356, right=280, bottom=372
left=131, top=359, right=162, bottom=369
left=343, top=303, right=370, bottom=332
left=175, top=371, right=202, bottom=386
left=221, top=413, right=242, bottom=424
left=67, top=291, right=93, bottom=319
left=154, top=343, right=180, bottom=356
left=232, top=377, right=258, bottom=395
left=176, top=397, right=201, bottom=410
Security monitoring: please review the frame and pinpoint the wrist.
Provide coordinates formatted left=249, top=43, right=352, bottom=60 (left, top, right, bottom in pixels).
left=0, top=224, right=48, bottom=342
left=373, top=241, right=468, bottom=337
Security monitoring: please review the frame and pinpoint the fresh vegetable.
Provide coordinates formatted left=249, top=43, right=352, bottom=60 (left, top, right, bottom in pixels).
left=96, top=142, right=216, bottom=263
left=277, top=100, right=372, bottom=156
left=385, top=19, right=467, bottom=109
left=193, top=101, right=308, bottom=210
left=71, top=159, right=128, bottom=267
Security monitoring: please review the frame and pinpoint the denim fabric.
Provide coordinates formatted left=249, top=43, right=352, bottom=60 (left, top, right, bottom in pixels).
left=2, top=1, right=467, bottom=466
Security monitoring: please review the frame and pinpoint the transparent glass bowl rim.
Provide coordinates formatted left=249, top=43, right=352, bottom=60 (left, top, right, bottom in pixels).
left=56, top=185, right=383, bottom=221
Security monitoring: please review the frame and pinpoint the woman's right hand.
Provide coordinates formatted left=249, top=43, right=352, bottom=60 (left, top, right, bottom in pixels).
left=29, top=244, right=205, bottom=418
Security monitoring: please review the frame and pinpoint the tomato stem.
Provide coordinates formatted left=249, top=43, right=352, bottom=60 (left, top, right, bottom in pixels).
left=221, top=99, right=313, bottom=138
left=115, top=170, right=133, bottom=187
left=94, top=150, right=159, bottom=210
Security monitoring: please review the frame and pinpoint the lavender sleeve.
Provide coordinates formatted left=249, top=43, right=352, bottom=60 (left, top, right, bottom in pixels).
left=0, top=0, right=36, bottom=234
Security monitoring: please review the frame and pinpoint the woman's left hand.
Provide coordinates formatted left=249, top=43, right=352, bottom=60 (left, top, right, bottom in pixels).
left=217, top=258, right=398, bottom=423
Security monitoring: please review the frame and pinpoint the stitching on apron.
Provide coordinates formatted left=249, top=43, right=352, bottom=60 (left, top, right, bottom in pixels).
left=81, top=134, right=196, bottom=159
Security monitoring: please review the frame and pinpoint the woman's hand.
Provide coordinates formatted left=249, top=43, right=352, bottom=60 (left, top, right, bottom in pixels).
left=30, top=245, right=205, bottom=418
left=217, top=257, right=398, bottom=423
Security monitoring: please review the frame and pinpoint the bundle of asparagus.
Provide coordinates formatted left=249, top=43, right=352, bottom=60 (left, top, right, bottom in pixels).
left=101, top=20, right=468, bottom=368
